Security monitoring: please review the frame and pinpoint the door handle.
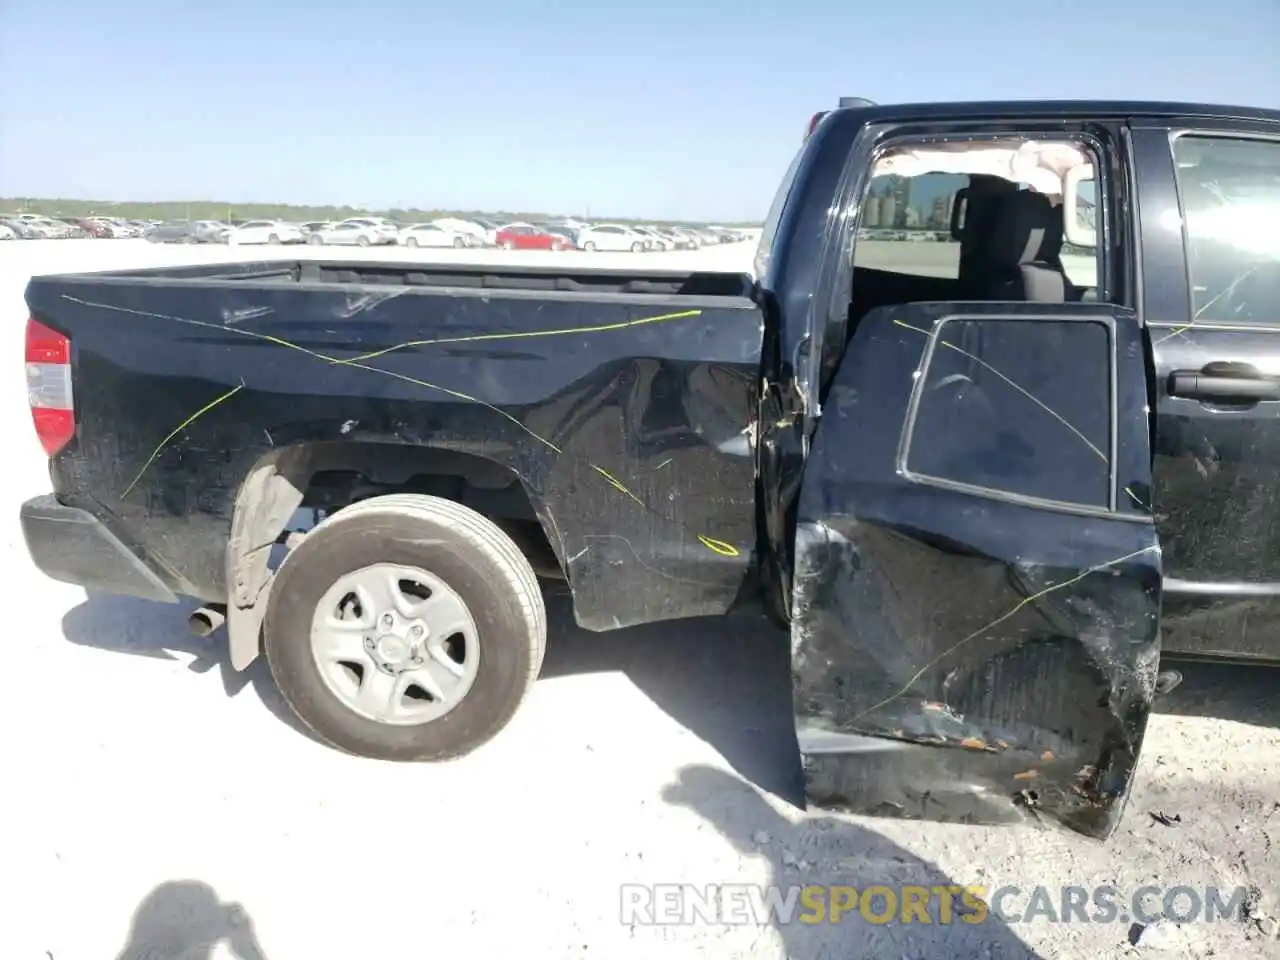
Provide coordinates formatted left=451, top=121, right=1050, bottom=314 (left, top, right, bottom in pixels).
left=1168, top=370, right=1280, bottom=402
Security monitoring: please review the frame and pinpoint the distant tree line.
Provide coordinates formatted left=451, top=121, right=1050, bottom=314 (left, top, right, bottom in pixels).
left=0, top=197, right=761, bottom=228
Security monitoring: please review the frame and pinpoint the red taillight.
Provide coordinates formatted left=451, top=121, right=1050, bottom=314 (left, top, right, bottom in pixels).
left=26, top=317, right=75, bottom=456
left=805, top=111, right=829, bottom=140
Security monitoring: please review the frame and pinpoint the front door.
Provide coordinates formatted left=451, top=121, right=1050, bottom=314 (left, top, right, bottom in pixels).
left=1132, top=125, right=1280, bottom=661
left=791, top=301, right=1161, bottom=840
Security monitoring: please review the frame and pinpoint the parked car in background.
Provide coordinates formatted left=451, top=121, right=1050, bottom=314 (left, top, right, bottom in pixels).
left=430, top=218, right=489, bottom=245
left=469, top=217, right=504, bottom=245
left=539, top=224, right=582, bottom=248
left=52, top=218, right=88, bottom=238
left=399, top=223, right=472, bottom=248
left=307, top=221, right=386, bottom=246
left=336, top=218, right=400, bottom=244
left=1, top=218, right=42, bottom=239
left=577, top=223, right=648, bottom=252
left=228, top=220, right=305, bottom=245
left=75, top=219, right=114, bottom=239
left=23, top=217, right=70, bottom=239
left=494, top=223, right=572, bottom=251
left=631, top=226, right=674, bottom=251
left=144, top=220, right=226, bottom=244
left=657, top=227, right=699, bottom=249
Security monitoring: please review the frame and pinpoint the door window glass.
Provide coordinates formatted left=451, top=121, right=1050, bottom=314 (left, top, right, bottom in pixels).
left=905, top=317, right=1114, bottom=510
left=1173, top=135, right=1280, bottom=325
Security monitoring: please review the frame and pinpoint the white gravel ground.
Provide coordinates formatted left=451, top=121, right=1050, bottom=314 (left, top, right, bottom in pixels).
left=2, top=239, right=1278, bottom=960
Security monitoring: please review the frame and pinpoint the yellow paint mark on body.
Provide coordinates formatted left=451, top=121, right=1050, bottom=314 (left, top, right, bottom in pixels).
left=64, top=296, right=752, bottom=565
left=338, top=308, right=705, bottom=364
left=697, top=535, right=740, bottom=558
left=589, top=464, right=645, bottom=507
left=848, top=544, right=1159, bottom=723
left=121, top=382, right=245, bottom=497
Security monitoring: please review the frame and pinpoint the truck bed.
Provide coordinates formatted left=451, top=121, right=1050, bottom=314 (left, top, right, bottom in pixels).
left=25, top=259, right=764, bottom=633
left=57, top=258, right=756, bottom=299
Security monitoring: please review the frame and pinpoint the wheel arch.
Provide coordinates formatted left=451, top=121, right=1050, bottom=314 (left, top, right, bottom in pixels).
left=224, top=439, right=562, bottom=671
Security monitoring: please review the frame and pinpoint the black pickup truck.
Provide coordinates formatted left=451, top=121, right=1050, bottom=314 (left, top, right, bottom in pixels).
left=21, top=99, right=1280, bottom=840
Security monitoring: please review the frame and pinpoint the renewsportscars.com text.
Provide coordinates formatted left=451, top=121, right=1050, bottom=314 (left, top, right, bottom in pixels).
left=620, top=883, right=1250, bottom=927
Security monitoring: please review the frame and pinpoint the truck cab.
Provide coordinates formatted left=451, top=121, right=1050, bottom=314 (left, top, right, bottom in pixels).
left=759, top=99, right=1280, bottom=838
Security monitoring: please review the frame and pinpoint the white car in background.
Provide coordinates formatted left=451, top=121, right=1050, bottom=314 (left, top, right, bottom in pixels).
left=430, top=218, right=489, bottom=245
left=338, top=217, right=400, bottom=244
left=399, top=223, right=472, bottom=248
left=307, top=221, right=383, bottom=246
left=576, top=223, right=650, bottom=252
left=228, top=220, right=305, bottom=245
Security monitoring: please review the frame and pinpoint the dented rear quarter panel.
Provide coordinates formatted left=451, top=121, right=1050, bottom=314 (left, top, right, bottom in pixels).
left=26, top=264, right=764, bottom=632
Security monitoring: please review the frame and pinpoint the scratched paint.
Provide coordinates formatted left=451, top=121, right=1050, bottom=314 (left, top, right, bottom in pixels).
left=120, top=382, right=245, bottom=498
left=893, top=317, right=1107, bottom=464
left=791, top=302, right=1163, bottom=839
left=61, top=295, right=745, bottom=559
left=337, top=308, right=705, bottom=364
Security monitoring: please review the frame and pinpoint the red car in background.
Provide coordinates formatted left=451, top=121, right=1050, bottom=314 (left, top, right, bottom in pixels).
left=494, top=222, right=571, bottom=251
left=76, top=219, right=114, bottom=238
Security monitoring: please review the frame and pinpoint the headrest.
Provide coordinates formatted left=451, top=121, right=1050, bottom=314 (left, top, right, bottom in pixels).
left=987, top=191, right=1065, bottom=268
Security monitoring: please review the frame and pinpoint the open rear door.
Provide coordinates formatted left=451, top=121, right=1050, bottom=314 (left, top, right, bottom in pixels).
left=792, top=302, right=1161, bottom=840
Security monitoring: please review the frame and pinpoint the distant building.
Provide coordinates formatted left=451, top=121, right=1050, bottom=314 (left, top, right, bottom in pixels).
left=887, top=177, right=911, bottom=227
left=863, top=195, right=881, bottom=228
left=930, top=194, right=955, bottom=231
left=878, top=196, right=896, bottom=230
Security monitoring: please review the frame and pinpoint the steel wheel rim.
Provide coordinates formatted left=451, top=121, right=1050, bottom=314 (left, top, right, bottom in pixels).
left=309, top=562, right=481, bottom=726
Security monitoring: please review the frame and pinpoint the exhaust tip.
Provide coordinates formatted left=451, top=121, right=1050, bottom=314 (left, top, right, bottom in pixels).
left=189, top=604, right=228, bottom=638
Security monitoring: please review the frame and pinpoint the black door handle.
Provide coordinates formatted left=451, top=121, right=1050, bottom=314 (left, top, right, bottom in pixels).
left=1168, top=370, right=1280, bottom=401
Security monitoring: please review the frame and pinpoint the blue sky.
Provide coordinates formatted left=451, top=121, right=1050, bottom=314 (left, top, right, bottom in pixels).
left=1, top=0, right=1276, bottom=220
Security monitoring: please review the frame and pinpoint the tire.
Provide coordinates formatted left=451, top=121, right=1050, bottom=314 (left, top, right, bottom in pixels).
left=406, top=237, right=419, bottom=248
left=268, top=234, right=280, bottom=244
left=453, top=236, right=465, bottom=248
left=357, top=235, right=370, bottom=247
left=263, top=494, right=547, bottom=762
left=631, top=241, right=643, bottom=252
left=583, top=241, right=596, bottom=252
left=502, top=240, right=515, bottom=250
left=308, top=234, right=323, bottom=245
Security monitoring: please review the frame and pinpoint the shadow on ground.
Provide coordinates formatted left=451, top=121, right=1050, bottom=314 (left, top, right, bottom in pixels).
left=665, top=764, right=1044, bottom=959
left=60, top=591, right=316, bottom=741
left=112, top=880, right=268, bottom=960
left=60, top=586, right=1280, bottom=808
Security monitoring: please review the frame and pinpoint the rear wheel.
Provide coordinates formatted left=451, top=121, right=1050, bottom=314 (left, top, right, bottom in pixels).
left=268, top=233, right=280, bottom=244
left=583, top=241, right=597, bottom=252
left=263, top=494, right=546, bottom=761
left=308, top=233, right=323, bottom=245
left=631, top=241, right=643, bottom=252
left=502, top=239, right=515, bottom=250
left=453, top=236, right=465, bottom=248
left=406, top=237, right=419, bottom=248
left=357, top=235, right=370, bottom=247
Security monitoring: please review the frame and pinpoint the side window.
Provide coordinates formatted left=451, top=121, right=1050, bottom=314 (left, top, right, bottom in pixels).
left=1172, top=135, right=1280, bottom=325
left=904, top=317, right=1113, bottom=511
left=854, top=172, right=967, bottom=279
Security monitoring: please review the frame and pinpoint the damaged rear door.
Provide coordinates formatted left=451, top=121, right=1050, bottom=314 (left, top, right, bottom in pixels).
left=792, top=302, right=1161, bottom=839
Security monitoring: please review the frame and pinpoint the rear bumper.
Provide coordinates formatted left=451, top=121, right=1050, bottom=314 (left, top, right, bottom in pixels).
left=20, top=494, right=178, bottom=603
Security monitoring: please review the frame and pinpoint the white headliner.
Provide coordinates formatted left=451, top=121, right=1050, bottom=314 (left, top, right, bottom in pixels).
left=873, top=140, right=1092, bottom=195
